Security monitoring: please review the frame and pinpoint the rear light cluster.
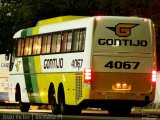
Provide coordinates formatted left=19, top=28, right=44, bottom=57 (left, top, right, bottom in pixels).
left=84, top=68, right=92, bottom=84
left=152, top=70, right=157, bottom=86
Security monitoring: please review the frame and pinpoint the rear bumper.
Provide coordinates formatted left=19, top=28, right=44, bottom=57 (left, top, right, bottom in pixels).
left=77, top=89, right=154, bottom=109
left=89, top=89, right=155, bottom=104
left=78, top=99, right=151, bottom=109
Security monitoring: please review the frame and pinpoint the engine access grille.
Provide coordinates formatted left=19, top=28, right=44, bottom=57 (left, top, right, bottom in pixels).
left=76, top=75, right=82, bottom=101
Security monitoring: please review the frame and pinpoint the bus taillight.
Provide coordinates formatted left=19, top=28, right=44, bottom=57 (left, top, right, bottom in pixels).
left=84, top=68, right=92, bottom=84
left=151, top=70, right=157, bottom=86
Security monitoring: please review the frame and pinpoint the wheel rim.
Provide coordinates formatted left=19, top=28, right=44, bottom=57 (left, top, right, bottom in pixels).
left=19, top=101, right=22, bottom=109
left=50, top=89, right=58, bottom=114
left=59, top=99, right=64, bottom=114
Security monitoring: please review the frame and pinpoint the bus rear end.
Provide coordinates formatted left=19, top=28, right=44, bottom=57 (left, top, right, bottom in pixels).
left=90, top=16, right=156, bottom=115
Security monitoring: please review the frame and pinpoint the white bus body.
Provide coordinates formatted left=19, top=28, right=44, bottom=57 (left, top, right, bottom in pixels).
left=8, top=16, right=156, bottom=115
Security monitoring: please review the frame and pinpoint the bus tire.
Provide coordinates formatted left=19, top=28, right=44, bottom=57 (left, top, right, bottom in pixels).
left=15, top=84, right=30, bottom=112
left=57, top=84, right=72, bottom=114
left=15, top=84, right=21, bottom=102
left=66, top=105, right=82, bottom=115
left=57, top=84, right=66, bottom=114
left=57, top=84, right=81, bottom=115
left=19, top=101, right=30, bottom=112
left=108, top=104, right=131, bottom=117
left=48, top=84, right=58, bottom=115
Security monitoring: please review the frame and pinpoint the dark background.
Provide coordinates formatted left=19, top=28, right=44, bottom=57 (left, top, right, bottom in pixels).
left=0, top=0, right=160, bottom=68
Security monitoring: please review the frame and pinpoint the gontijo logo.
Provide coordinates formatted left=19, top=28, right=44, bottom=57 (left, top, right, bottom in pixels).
left=98, top=23, right=147, bottom=47
left=107, top=23, right=139, bottom=37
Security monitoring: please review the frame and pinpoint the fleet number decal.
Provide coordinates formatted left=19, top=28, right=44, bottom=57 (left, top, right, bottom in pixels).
left=71, top=59, right=83, bottom=69
left=104, top=61, right=140, bottom=69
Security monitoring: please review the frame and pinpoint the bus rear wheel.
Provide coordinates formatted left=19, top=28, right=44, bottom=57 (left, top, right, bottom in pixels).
left=57, top=88, right=81, bottom=115
left=49, top=87, right=58, bottom=114
left=108, top=104, right=131, bottom=117
left=57, top=89, right=66, bottom=114
left=19, top=101, right=30, bottom=112
left=58, top=98, right=81, bottom=115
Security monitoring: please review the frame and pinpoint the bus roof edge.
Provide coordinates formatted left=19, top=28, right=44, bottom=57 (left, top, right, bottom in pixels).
left=36, top=16, right=88, bottom=26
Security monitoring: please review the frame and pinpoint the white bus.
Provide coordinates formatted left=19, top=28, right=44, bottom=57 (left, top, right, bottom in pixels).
left=8, top=16, right=157, bottom=116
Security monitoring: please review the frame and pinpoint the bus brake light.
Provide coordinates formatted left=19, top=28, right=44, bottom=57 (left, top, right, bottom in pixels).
left=84, top=68, right=92, bottom=84
left=151, top=70, right=157, bottom=86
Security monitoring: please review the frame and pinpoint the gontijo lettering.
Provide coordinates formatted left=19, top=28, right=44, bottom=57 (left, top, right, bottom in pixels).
left=44, top=58, right=63, bottom=69
left=98, top=39, right=147, bottom=47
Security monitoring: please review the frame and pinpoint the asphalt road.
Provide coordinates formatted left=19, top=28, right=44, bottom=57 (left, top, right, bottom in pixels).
left=0, top=108, right=160, bottom=120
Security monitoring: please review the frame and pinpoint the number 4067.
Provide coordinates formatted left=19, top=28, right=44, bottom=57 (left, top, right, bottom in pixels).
left=104, top=61, right=140, bottom=69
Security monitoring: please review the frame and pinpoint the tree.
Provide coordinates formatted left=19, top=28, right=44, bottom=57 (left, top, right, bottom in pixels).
left=0, top=0, right=160, bottom=54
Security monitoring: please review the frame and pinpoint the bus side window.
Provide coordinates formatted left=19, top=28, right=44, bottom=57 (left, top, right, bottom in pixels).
left=61, top=31, right=67, bottom=52
left=41, top=34, right=47, bottom=54
left=21, top=39, right=24, bottom=56
left=17, top=39, right=21, bottom=56
left=46, top=34, right=51, bottom=53
left=66, top=31, right=72, bottom=52
left=51, top=33, right=57, bottom=53
left=56, top=32, right=62, bottom=53
left=32, top=35, right=38, bottom=55
left=28, top=37, right=33, bottom=55
left=37, top=36, right=42, bottom=54
left=24, top=37, right=29, bottom=56
left=72, top=30, right=79, bottom=51
left=79, top=29, right=86, bottom=51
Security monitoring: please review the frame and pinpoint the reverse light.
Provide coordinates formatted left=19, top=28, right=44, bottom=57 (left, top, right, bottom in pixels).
left=84, top=68, right=92, bottom=84
left=151, top=70, right=157, bottom=86
left=112, top=83, right=131, bottom=90
left=116, top=83, right=121, bottom=89
left=122, top=83, right=127, bottom=89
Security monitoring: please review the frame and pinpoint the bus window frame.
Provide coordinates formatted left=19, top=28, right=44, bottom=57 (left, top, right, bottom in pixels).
left=36, top=35, right=42, bottom=55
left=51, top=32, right=57, bottom=53
left=61, top=31, right=68, bottom=52
left=46, top=33, right=52, bottom=54
left=56, top=32, right=62, bottom=53
left=32, top=35, right=39, bottom=55
left=41, top=34, right=48, bottom=54
left=71, top=28, right=86, bottom=52
left=71, top=30, right=80, bottom=52
left=14, top=27, right=86, bottom=57
left=21, top=38, right=24, bottom=56
left=24, top=37, right=30, bottom=56
left=66, top=30, right=73, bottom=52
left=78, top=29, right=86, bottom=51
left=17, top=39, right=21, bottom=57
left=28, top=37, right=33, bottom=55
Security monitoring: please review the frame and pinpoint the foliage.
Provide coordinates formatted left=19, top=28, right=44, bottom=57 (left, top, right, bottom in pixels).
left=0, top=0, right=160, bottom=53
